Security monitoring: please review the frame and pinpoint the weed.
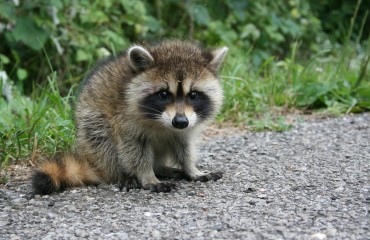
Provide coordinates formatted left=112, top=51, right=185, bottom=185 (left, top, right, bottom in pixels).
left=1, top=0, right=369, bottom=164
left=216, top=0, right=369, bottom=131
left=0, top=74, right=75, bottom=166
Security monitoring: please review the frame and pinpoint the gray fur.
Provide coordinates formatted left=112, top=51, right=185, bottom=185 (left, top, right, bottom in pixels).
left=75, top=40, right=227, bottom=192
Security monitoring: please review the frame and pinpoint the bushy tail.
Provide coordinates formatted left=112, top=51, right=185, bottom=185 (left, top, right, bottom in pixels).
left=32, top=154, right=102, bottom=195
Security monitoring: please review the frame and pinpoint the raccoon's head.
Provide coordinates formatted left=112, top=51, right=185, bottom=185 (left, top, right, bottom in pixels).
left=126, top=40, right=228, bottom=131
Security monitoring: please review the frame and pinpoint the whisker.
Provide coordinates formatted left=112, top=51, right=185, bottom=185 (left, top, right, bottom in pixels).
left=138, top=105, right=163, bottom=114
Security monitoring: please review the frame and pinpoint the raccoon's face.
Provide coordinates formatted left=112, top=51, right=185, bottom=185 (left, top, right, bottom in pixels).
left=126, top=41, right=228, bottom=131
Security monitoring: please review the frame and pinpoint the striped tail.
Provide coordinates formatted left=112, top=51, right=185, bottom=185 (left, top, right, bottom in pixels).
left=32, top=154, right=102, bottom=195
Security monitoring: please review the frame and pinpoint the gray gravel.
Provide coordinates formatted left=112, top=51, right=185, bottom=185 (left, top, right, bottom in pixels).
left=1, top=114, right=369, bottom=240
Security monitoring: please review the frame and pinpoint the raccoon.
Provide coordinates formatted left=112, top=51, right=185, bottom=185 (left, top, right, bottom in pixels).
left=32, top=40, right=228, bottom=194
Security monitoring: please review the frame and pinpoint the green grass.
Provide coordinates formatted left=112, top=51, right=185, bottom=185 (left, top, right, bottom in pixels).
left=0, top=73, right=75, bottom=167
left=1, top=39, right=369, bottom=166
left=217, top=1, right=370, bottom=130
left=219, top=41, right=370, bottom=130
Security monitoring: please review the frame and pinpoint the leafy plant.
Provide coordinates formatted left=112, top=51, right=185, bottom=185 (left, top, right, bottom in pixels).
left=0, top=0, right=369, bottom=164
left=0, top=73, right=75, bottom=166
left=1, top=0, right=368, bottom=93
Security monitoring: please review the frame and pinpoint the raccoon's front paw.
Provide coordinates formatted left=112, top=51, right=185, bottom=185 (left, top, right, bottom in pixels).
left=193, top=171, right=223, bottom=182
left=118, top=176, right=141, bottom=192
left=143, top=182, right=176, bottom=193
left=155, top=167, right=187, bottom=180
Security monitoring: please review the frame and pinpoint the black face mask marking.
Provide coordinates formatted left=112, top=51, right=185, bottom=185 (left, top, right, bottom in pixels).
left=140, top=90, right=173, bottom=119
left=186, top=91, right=214, bottom=120
left=176, top=83, right=184, bottom=98
left=140, top=87, right=214, bottom=123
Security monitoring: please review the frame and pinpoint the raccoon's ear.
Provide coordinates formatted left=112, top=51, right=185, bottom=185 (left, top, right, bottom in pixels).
left=209, top=47, right=228, bottom=72
left=127, top=45, right=154, bottom=71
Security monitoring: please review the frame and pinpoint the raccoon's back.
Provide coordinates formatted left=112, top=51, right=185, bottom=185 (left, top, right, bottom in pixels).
left=76, top=52, right=133, bottom=117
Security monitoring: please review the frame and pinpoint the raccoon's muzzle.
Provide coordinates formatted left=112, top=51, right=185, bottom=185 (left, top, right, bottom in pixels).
left=172, top=114, right=189, bottom=129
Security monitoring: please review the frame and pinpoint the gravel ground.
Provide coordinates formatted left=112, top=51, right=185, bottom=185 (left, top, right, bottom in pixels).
left=1, top=113, right=369, bottom=240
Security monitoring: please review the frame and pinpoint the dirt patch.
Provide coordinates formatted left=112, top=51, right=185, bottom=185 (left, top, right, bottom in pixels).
left=1, top=164, right=33, bottom=188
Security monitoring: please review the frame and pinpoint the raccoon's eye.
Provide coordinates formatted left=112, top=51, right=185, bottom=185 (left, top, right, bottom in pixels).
left=159, top=90, right=169, bottom=99
left=189, top=91, right=198, bottom=100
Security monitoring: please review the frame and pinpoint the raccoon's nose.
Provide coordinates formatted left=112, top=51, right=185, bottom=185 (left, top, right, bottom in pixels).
left=172, top=114, right=189, bottom=129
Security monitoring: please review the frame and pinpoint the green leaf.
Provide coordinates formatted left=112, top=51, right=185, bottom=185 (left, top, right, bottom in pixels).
left=49, top=0, right=64, bottom=9
left=296, top=83, right=333, bottom=107
left=0, top=54, right=10, bottom=65
left=0, top=2, right=16, bottom=20
left=226, top=0, right=248, bottom=21
left=16, top=68, right=28, bottom=81
left=187, top=4, right=210, bottom=26
left=209, top=21, right=238, bottom=44
left=240, top=24, right=261, bottom=40
left=12, top=17, right=49, bottom=51
left=146, top=16, right=161, bottom=32
left=355, top=83, right=370, bottom=109
left=76, top=49, right=90, bottom=62
left=120, top=0, right=146, bottom=17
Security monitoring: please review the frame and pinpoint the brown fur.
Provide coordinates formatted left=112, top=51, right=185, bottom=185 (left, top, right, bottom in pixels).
left=32, top=40, right=227, bottom=194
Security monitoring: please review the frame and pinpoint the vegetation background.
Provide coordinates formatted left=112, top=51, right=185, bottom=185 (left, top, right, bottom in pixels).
left=0, top=0, right=369, bottom=167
